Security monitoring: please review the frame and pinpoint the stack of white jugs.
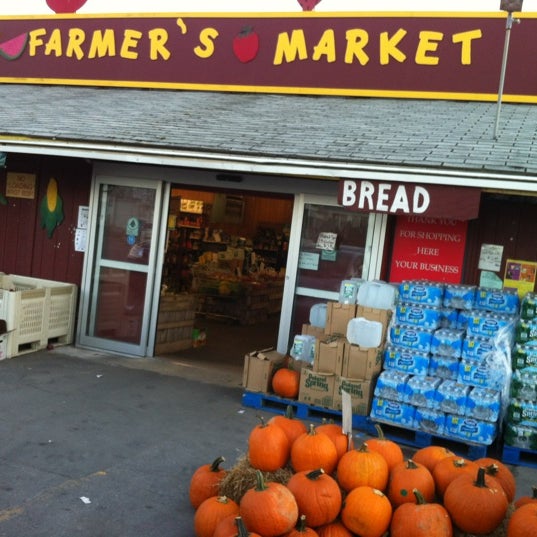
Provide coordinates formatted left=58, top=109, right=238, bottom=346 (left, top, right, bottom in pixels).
left=370, top=280, right=517, bottom=446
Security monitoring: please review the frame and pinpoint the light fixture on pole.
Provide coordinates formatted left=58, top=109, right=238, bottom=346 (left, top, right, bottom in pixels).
left=494, top=0, right=523, bottom=139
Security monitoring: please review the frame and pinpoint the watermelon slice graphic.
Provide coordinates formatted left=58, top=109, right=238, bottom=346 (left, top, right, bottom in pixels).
left=0, top=33, right=29, bottom=61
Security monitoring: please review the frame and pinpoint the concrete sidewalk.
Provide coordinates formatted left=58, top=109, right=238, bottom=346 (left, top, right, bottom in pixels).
left=0, top=346, right=536, bottom=537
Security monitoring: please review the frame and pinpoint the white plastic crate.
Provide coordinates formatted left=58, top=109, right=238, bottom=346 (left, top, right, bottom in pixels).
left=47, top=284, right=77, bottom=344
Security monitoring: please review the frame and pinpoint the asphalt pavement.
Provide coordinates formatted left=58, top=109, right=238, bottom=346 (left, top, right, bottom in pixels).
left=0, top=346, right=536, bottom=537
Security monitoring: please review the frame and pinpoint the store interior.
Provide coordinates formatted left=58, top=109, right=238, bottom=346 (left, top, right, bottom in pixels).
left=156, top=186, right=294, bottom=375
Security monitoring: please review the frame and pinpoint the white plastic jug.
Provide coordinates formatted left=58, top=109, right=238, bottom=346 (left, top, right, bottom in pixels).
left=347, top=317, right=383, bottom=348
left=290, top=334, right=316, bottom=364
left=339, top=280, right=359, bottom=304
left=309, top=303, right=327, bottom=328
left=357, top=280, right=397, bottom=310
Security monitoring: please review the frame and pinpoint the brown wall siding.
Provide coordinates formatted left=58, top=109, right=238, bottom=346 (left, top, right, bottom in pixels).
left=0, top=155, right=92, bottom=286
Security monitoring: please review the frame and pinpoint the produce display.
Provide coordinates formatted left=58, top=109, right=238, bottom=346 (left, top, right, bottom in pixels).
left=188, top=413, right=528, bottom=537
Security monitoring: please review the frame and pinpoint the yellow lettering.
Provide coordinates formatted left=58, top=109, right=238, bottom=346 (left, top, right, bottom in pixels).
left=194, top=28, right=219, bottom=58
left=44, top=28, right=62, bottom=57
left=415, top=30, right=443, bottom=65
left=28, top=28, right=46, bottom=56
left=452, top=29, right=482, bottom=65
left=273, top=30, right=308, bottom=65
left=380, top=28, right=407, bottom=65
left=121, top=29, right=142, bottom=59
left=66, top=28, right=85, bottom=60
left=312, top=29, right=336, bottom=63
left=149, top=28, right=170, bottom=60
left=344, top=29, right=369, bottom=65
left=88, top=29, right=116, bottom=59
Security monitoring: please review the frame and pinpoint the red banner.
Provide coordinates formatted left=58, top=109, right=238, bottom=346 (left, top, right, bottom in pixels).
left=0, top=13, right=536, bottom=102
left=389, top=216, right=468, bottom=283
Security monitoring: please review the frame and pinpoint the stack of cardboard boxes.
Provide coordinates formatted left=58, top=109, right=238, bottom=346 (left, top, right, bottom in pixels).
left=298, top=301, right=391, bottom=415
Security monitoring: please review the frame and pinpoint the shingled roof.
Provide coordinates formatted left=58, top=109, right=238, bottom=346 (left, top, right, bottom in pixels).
left=1, top=84, right=537, bottom=183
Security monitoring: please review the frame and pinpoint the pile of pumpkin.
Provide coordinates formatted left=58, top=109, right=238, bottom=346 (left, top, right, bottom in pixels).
left=189, top=410, right=536, bottom=537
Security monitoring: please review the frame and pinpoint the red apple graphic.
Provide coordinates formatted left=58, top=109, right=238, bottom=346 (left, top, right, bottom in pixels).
left=298, top=0, right=322, bottom=10
left=232, top=27, right=259, bottom=63
left=46, top=0, right=88, bottom=13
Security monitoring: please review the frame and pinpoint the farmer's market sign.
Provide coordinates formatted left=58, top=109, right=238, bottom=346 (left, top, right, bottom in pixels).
left=0, top=12, right=536, bottom=102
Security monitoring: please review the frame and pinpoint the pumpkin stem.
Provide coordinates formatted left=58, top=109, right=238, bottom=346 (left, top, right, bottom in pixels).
left=483, top=463, right=499, bottom=477
left=412, top=488, right=427, bottom=505
left=358, top=442, right=370, bottom=453
left=284, top=405, right=296, bottom=420
left=474, top=467, right=488, bottom=488
left=235, top=516, right=250, bottom=537
left=306, top=468, right=326, bottom=481
left=453, top=458, right=467, bottom=468
left=256, top=415, right=267, bottom=428
left=308, top=423, right=317, bottom=435
left=406, top=459, right=419, bottom=470
left=296, top=514, right=307, bottom=533
left=533, top=486, right=537, bottom=499
left=374, top=423, right=386, bottom=441
left=216, top=495, right=232, bottom=504
left=209, top=456, right=226, bottom=472
left=253, top=469, right=269, bottom=492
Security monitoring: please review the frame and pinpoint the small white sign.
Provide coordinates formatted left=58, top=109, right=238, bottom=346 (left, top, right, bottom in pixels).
left=316, top=232, right=337, bottom=251
left=478, top=243, right=503, bottom=272
left=298, top=251, right=320, bottom=271
left=77, top=206, right=89, bottom=229
left=75, top=228, right=87, bottom=252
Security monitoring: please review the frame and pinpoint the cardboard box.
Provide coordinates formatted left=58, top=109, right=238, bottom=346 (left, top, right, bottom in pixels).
left=333, top=376, right=374, bottom=415
left=356, top=305, right=392, bottom=340
left=314, top=336, right=345, bottom=375
left=242, top=348, right=286, bottom=393
left=298, top=368, right=336, bottom=408
left=302, top=323, right=326, bottom=339
left=342, top=344, right=383, bottom=379
left=325, top=302, right=357, bottom=336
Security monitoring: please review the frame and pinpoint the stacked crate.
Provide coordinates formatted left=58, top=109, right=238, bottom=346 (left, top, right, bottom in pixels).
left=371, top=280, right=516, bottom=446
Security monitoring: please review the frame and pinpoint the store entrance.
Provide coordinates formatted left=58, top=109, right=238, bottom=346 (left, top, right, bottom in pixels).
left=155, top=185, right=293, bottom=371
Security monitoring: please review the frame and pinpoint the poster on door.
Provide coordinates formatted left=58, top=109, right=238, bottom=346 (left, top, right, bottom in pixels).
left=389, top=216, right=468, bottom=284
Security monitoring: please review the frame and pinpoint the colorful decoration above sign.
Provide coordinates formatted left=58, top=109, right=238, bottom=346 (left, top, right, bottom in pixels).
left=0, top=13, right=535, bottom=102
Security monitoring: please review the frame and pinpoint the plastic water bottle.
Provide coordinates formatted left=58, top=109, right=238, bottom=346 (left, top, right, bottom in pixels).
left=339, top=280, right=359, bottom=304
left=309, top=303, right=327, bottom=328
left=357, top=280, right=397, bottom=310
left=346, top=317, right=383, bottom=348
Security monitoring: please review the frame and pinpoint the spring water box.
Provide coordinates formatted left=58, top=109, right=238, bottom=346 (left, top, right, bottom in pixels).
left=506, top=399, right=537, bottom=428
left=515, top=319, right=537, bottom=345
left=373, top=370, right=410, bottom=402
left=394, top=303, right=442, bottom=330
left=414, top=407, right=446, bottom=435
left=357, top=280, right=398, bottom=310
left=445, top=415, right=497, bottom=445
left=370, top=397, right=416, bottom=427
left=436, top=380, right=470, bottom=415
left=510, top=368, right=537, bottom=400
left=399, top=280, right=444, bottom=307
left=465, top=311, right=516, bottom=339
left=383, top=345, right=430, bottom=376
left=512, top=343, right=537, bottom=370
left=466, top=387, right=501, bottom=422
left=405, top=375, right=442, bottom=408
left=430, top=328, right=465, bottom=358
left=458, top=357, right=508, bottom=390
left=443, top=284, right=477, bottom=310
left=521, top=292, right=537, bottom=321
left=389, top=325, right=434, bottom=353
left=440, top=308, right=459, bottom=329
left=428, top=354, right=460, bottom=380
left=475, top=287, right=520, bottom=315
left=504, top=423, right=537, bottom=450
left=461, top=336, right=496, bottom=361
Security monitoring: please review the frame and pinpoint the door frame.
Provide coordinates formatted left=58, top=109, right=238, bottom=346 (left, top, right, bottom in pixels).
left=277, top=193, right=387, bottom=354
left=77, top=175, right=169, bottom=357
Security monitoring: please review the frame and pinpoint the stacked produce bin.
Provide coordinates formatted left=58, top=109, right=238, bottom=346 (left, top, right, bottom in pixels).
left=371, top=280, right=516, bottom=448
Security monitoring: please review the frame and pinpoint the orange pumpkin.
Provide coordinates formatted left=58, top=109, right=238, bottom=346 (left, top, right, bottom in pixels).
left=248, top=417, right=290, bottom=472
left=240, top=470, right=299, bottom=537
left=507, top=502, right=537, bottom=537
left=194, top=495, right=240, bottom=537
left=189, top=455, right=227, bottom=508
left=432, top=455, right=479, bottom=497
left=268, top=406, right=307, bottom=446
left=291, top=424, right=338, bottom=475
left=365, top=424, right=404, bottom=472
left=390, top=489, right=452, bottom=537
left=315, top=520, right=354, bottom=537
left=337, top=443, right=389, bottom=493
left=412, top=445, right=455, bottom=473
left=316, top=421, right=354, bottom=461
left=443, top=467, right=508, bottom=535
left=272, top=367, right=300, bottom=399
left=515, top=486, right=537, bottom=509
left=388, top=459, right=435, bottom=507
left=286, top=469, right=342, bottom=527
left=340, top=486, right=392, bottom=537
left=284, top=515, right=320, bottom=537
left=475, top=456, right=516, bottom=503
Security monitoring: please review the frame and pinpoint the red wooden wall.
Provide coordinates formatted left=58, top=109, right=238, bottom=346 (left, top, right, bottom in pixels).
left=0, top=154, right=92, bottom=285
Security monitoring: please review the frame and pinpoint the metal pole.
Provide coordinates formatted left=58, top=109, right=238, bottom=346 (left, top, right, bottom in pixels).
left=494, top=12, right=514, bottom=140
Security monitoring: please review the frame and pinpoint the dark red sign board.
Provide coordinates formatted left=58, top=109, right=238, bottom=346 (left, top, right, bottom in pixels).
left=0, top=13, right=535, bottom=102
left=338, top=180, right=481, bottom=220
left=389, top=216, right=468, bottom=283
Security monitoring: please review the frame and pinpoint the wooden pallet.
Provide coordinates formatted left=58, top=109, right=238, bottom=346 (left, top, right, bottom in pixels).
left=502, top=445, right=537, bottom=468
